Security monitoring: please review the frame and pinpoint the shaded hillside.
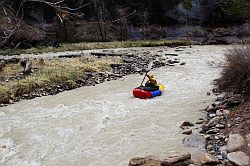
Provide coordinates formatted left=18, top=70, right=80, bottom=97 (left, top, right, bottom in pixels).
left=0, top=0, right=249, bottom=48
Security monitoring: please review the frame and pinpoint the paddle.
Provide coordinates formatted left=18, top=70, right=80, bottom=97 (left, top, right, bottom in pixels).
left=140, top=61, right=153, bottom=86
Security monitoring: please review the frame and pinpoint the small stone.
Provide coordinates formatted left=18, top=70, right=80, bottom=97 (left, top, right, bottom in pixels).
left=180, top=62, right=186, bottom=65
left=204, top=135, right=211, bottom=140
left=207, top=117, right=222, bottom=127
left=206, top=128, right=220, bottom=134
left=206, top=145, right=213, bottom=150
left=216, top=109, right=230, bottom=116
left=129, top=157, right=145, bottom=166
left=216, top=155, right=223, bottom=160
left=208, top=113, right=216, bottom=118
left=227, top=134, right=245, bottom=152
left=228, top=123, right=232, bottom=128
left=225, top=138, right=229, bottom=142
left=215, top=124, right=225, bottom=129
left=207, top=92, right=211, bottom=96
left=181, top=121, right=194, bottom=127
left=206, top=105, right=217, bottom=112
left=200, top=153, right=220, bottom=165
left=182, top=129, right=192, bottom=135
left=227, top=151, right=249, bottom=166
left=196, top=119, right=205, bottom=124
left=246, top=134, right=250, bottom=142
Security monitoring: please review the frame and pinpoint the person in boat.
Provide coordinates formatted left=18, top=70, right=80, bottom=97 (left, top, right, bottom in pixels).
left=145, top=74, right=159, bottom=91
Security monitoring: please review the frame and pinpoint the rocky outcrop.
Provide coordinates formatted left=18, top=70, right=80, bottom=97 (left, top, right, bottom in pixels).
left=199, top=153, right=220, bottom=165
left=227, top=134, right=246, bottom=152
left=129, top=153, right=192, bottom=166
left=227, top=151, right=249, bottom=166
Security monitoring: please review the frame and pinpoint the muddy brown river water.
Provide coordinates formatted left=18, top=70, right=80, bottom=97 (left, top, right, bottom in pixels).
left=0, top=45, right=229, bottom=166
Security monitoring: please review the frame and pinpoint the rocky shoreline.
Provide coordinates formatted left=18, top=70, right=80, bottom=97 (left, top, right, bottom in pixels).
left=0, top=47, right=185, bottom=107
left=129, top=92, right=250, bottom=166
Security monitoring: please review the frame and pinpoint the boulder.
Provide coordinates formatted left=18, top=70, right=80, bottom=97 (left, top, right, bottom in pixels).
left=227, top=134, right=245, bottom=152
left=129, top=157, right=162, bottom=166
left=227, top=151, right=249, bottom=166
left=183, top=134, right=206, bottom=150
left=200, top=153, right=220, bottom=165
left=162, top=153, right=192, bottom=166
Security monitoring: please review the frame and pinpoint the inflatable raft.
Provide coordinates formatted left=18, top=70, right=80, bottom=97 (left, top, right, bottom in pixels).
left=133, top=84, right=165, bottom=99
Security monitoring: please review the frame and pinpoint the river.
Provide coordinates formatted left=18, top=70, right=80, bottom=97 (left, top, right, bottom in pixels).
left=0, top=45, right=228, bottom=166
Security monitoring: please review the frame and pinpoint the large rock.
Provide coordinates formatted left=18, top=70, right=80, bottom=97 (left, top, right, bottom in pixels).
left=129, top=154, right=192, bottom=166
left=199, top=153, right=220, bottom=165
left=162, top=153, right=192, bottom=166
left=227, top=134, right=245, bottom=152
left=183, top=134, right=206, bottom=150
left=227, top=151, right=249, bottom=166
left=129, top=157, right=162, bottom=166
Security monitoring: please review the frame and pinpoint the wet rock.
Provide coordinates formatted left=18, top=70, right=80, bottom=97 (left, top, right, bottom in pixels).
left=200, top=153, right=220, bottom=165
left=182, top=129, right=192, bottom=135
left=207, top=117, right=222, bottom=127
left=180, top=62, right=186, bottom=65
left=227, top=134, right=245, bottom=152
left=183, top=134, right=206, bottom=150
left=206, top=128, right=220, bottom=134
left=206, top=104, right=218, bottom=112
left=215, top=124, right=225, bottom=129
left=196, top=120, right=205, bottom=124
left=246, top=134, right=250, bottom=142
left=226, top=95, right=242, bottom=107
left=129, top=157, right=162, bottom=166
left=162, top=153, right=192, bottom=166
left=204, top=135, right=211, bottom=140
left=208, top=113, right=216, bottom=118
left=206, top=144, right=213, bottom=150
left=216, top=109, right=230, bottom=116
left=129, top=157, right=146, bottom=166
left=181, top=121, right=194, bottom=127
left=227, top=151, right=249, bottom=166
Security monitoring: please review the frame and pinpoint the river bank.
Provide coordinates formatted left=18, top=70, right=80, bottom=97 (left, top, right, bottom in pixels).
left=129, top=46, right=250, bottom=166
left=0, top=45, right=187, bottom=106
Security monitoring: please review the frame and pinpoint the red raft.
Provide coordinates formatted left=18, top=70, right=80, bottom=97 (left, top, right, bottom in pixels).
left=133, top=84, right=165, bottom=99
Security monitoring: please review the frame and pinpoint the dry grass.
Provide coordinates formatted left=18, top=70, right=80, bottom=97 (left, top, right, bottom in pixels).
left=0, top=40, right=189, bottom=56
left=0, top=57, right=120, bottom=104
left=216, top=46, right=250, bottom=94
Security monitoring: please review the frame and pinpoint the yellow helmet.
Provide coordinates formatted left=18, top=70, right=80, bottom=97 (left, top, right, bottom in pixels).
left=149, top=74, right=155, bottom=78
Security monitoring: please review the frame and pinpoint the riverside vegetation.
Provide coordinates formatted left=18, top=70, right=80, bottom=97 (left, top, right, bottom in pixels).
left=0, top=41, right=183, bottom=105
left=0, top=56, right=121, bottom=104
